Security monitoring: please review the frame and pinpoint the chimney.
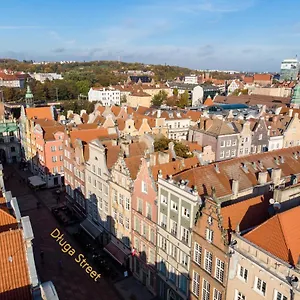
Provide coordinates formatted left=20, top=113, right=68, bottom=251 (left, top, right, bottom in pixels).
left=271, top=168, right=282, bottom=186
left=168, top=175, right=173, bottom=183
left=258, top=160, right=264, bottom=169
left=192, top=186, right=198, bottom=196
left=293, top=152, right=299, bottom=160
left=258, top=171, right=268, bottom=185
left=179, top=180, right=185, bottom=189
left=157, top=109, right=161, bottom=118
left=241, top=163, right=249, bottom=173
left=121, top=142, right=130, bottom=157
left=232, top=179, right=239, bottom=198
left=158, top=170, right=163, bottom=178
left=274, top=157, right=280, bottom=165
left=252, top=162, right=257, bottom=170
left=289, top=109, right=293, bottom=117
left=279, top=155, right=284, bottom=164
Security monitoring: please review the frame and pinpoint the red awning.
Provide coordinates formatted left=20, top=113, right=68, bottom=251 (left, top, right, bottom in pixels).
left=104, top=242, right=128, bottom=265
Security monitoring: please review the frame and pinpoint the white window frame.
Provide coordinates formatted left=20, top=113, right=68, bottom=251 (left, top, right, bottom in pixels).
left=220, top=151, right=225, bottom=159
left=142, top=180, right=148, bottom=194
left=254, top=277, right=267, bottom=296
left=215, top=258, right=225, bottom=283
left=238, top=264, right=248, bottom=282
left=274, top=290, right=287, bottom=300
left=161, top=194, right=168, bottom=205
left=204, top=250, right=213, bottom=273
left=234, top=290, right=246, bottom=300
left=193, top=242, right=202, bottom=265
left=206, top=227, right=214, bottom=243
left=171, top=200, right=178, bottom=211
left=213, top=288, right=222, bottom=300
left=192, top=270, right=200, bottom=297
left=182, top=207, right=190, bottom=218
left=202, top=278, right=210, bottom=300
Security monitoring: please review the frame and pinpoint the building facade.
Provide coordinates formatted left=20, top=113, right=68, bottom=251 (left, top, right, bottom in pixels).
left=88, top=87, right=121, bottom=106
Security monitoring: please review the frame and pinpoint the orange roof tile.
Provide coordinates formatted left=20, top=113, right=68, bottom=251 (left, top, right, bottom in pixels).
left=184, top=110, right=202, bottom=122
left=181, top=140, right=203, bottom=152
left=106, top=145, right=121, bottom=169
left=129, top=142, right=147, bottom=157
left=124, top=155, right=143, bottom=180
left=70, top=128, right=116, bottom=145
left=203, top=97, right=214, bottom=106
left=253, top=74, right=272, bottom=82
left=77, top=123, right=99, bottom=130
left=221, top=195, right=269, bottom=232
left=25, top=107, right=53, bottom=120
left=0, top=206, right=18, bottom=233
left=0, top=230, right=31, bottom=300
left=244, top=206, right=300, bottom=265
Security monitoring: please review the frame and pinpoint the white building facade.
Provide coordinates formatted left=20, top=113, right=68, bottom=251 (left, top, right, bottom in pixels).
left=88, top=87, right=121, bottom=106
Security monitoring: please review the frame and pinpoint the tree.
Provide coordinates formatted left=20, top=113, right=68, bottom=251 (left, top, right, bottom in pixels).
left=151, top=90, right=168, bottom=107
left=165, top=95, right=178, bottom=107
left=173, top=88, right=179, bottom=96
left=121, top=94, right=127, bottom=104
left=154, top=136, right=170, bottom=152
left=177, top=90, right=189, bottom=108
left=174, top=142, right=193, bottom=158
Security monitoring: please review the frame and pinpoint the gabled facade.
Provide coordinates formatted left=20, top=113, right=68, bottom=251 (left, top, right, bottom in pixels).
left=237, top=121, right=252, bottom=157
left=251, top=117, right=269, bottom=153
left=283, top=113, right=300, bottom=148
left=131, top=158, right=157, bottom=294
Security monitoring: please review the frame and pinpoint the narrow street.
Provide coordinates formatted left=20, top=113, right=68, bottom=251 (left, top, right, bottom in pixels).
left=4, top=164, right=121, bottom=300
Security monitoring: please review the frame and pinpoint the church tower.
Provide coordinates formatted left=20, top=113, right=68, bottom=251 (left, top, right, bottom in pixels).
left=25, top=85, right=34, bottom=108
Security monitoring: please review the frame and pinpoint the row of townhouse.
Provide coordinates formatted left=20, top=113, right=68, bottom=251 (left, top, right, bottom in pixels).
left=0, top=164, right=59, bottom=299
left=189, top=110, right=300, bottom=161
left=156, top=146, right=300, bottom=300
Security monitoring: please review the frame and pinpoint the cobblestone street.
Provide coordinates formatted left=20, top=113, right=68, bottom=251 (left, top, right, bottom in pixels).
left=4, top=164, right=121, bottom=300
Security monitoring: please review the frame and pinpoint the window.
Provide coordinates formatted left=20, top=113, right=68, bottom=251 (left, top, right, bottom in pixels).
left=104, top=201, right=108, bottom=213
left=171, top=201, right=178, bottom=211
left=179, top=275, right=188, bottom=294
left=161, top=236, right=167, bottom=251
left=204, top=250, right=213, bottom=273
left=119, top=213, right=123, bottom=225
left=254, top=277, right=267, bottom=296
left=59, top=145, right=63, bottom=150
left=181, top=227, right=189, bottom=244
left=98, top=168, right=101, bottom=176
left=202, top=279, right=210, bottom=300
left=226, top=150, right=230, bottom=158
left=103, top=185, right=108, bottom=195
left=134, top=217, right=140, bottom=233
left=51, top=146, right=56, bottom=152
left=53, top=167, right=58, bottom=173
left=52, top=156, right=57, bottom=162
left=125, top=198, right=130, bottom=210
left=161, top=194, right=168, bottom=204
left=142, top=223, right=148, bottom=238
left=215, top=258, right=225, bottom=283
left=213, top=289, right=222, bottom=300
left=194, top=242, right=202, bottom=265
left=238, top=265, right=248, bottom=282
left=169, top=266, right=176, bottom=283
left=93, top=179, right=96, bottom=187
left=181, top=251, right=189, bottom=267
left=119, top=194, right=124, bottom=206
left=150, top=229, right=155, bottom=244
left=206, top=228, right=214, bottom=243
left=113, top=208, right=118, bottom=220
left=274, top=290, right=287, bottom=300
left=92, top=165, right=95, bottom=173
left=125, top=217, right=130, bottom=230
left=170, top=243, right=177, bottom=259
left=182, top=207, right=190, bottom=218
left=138, top=198, right=143, bottom=213
left=170, top=220, right=177, bottom=236
left=60, top=155, right=63, bottom=161
left=192, top=271, right=200, bottom=296
left=220, top=151, right=225, bottom=159
left=220, top=140, right=225, bottom=147
left=98, top=181, right=102, bottom=191
left=88, top=176, right=91, bottom=183
left=226, top=140, right=231, bottom=146
left=11, top=146, right=15, bottom=152
left=142, top=181, right=148, bottom=194
left=160, top=213, right=167, bottom=228
left=234, top=290, right=245, bottom=300
left=146, top=203, right=152, bottom=220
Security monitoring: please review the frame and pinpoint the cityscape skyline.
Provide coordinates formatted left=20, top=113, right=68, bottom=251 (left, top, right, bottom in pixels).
left=1, top=0, right=300, bottom=72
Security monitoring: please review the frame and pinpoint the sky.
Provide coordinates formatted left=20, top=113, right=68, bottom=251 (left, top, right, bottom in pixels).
left=1, top=0, right=300, bottom=71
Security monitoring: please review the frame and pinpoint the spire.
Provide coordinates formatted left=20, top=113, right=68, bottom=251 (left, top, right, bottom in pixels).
left=25, top=85, right=34, bottom=108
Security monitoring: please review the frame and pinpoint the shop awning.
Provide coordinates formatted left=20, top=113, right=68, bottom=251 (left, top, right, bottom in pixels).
left=80, top=218, right=102, bottom=240
left=104, top=242, right=128, bottom=265
left=28, top=176, right=46, bottom=187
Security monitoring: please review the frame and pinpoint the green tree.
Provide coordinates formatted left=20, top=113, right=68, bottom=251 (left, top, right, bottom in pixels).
left=154, top=136, right=170, bottom=152
left=173, top=88, right=179, bottom=96
left=174, top=142, right=193, bottom=158
left=178, top=90, right=189, bottom=108
left=75, top=80, right=90, bottom=95
left=151, top=90, right=168, bottom=107
left=121, top=94, right=127, bottom=104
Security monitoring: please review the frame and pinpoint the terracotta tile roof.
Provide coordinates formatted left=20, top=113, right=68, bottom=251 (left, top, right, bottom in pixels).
left=77, top=123, right=99, bottom=130
left=203, top=97, right=214, bottom=106
left=244, top=206, right=300, bottom=265
left=173, top=146, right=300, bottom=199
left=106, top=145, right=121, bottom=169
left=116, top=118, right=126, bottom=131
left=25, top=107, right=53, bottom=120
left=184, top=110, right=202, bottom=122
left=221, top=195, right=269, bottom=232
left=92, top=115, right=106, bottom=125
left=81, top=113, right=89, bottom=124
left=152, top=157, right=200, bottom=180
left=243, top=76, right=254, bottom=84
left=42, top=124, right=64, bottom=141
left=280, top=107, right=300, bottom=118
left=0, top=230, right=31, bottom=300
left=253, top=74, right=272, bottom=82
left=181, top=140, right=203, bottom=152
left=136, top=106, right=151, bottom=115
left=33, top=119, right=57, bottom=127
left=0, top=73, right=19, bottom=81
left=124, top=155, right=143, bottom=180
left=0, top=205, right=18, bottom=233
left=111, top=106, right=122, bottom=117
left=70, top=128, right=116, bottom=145
left=96, top=106, right=105, bottom=114
left=196, top=118, right=236, bottom=136
left=129, top=142, right=147, bottom=157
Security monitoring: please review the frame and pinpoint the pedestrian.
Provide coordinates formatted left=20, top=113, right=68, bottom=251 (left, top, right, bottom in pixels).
left=40, top=250, right=44, bottom=263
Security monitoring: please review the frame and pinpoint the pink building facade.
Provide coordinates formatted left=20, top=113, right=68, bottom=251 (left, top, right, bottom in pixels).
left=131, top=158, right=157, bottom=295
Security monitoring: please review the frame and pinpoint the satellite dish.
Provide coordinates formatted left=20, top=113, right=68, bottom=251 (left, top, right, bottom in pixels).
left=273, top=202, right=281, bottom=210
left=269, top=198, right=275, bottom=205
